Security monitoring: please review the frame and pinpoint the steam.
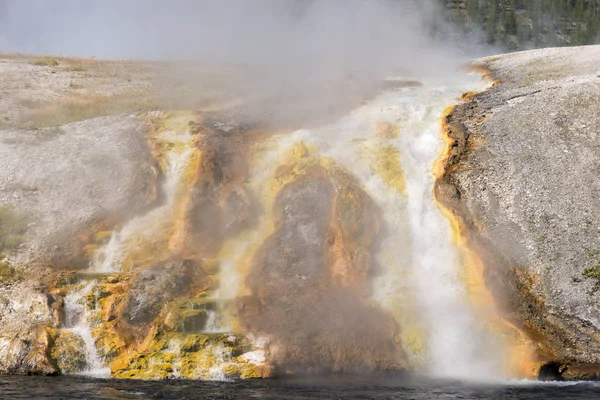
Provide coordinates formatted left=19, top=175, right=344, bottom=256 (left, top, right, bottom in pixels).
left=1, top=0, right=462, bottom=64
left=0, top=0, right=480, bottom=127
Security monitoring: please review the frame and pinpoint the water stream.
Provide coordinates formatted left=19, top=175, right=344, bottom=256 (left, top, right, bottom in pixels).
left=59, top=125, right=197, bottom=377
left=332, top=75, right=496, bottom=378
left=62, top=281, right=111, bottom=378
left=91, top=129, right=195, bottom=274
left=396, top=81, right=498, bottom=378
left=252, top=73, right=496, bottom=378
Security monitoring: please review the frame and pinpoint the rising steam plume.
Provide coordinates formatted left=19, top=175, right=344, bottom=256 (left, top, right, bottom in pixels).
left=0, top=0, right=482, bottom=127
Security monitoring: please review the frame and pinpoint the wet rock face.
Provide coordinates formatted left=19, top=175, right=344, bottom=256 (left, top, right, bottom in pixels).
left=112, top=332, right=269, bottom=380
left=438, top=45, right=600, bottom=373
left=0, top=115, right=158, bottom=375
left=0, top=338, right=31, bottom=374
left=50, top=330, right=87, bottom=374
left=537, top=361, right=565, bottom=381
left=0, top=286, right=57, bottom=374
left=186, top=115, right=258, bottom=257
left=264, top=174, right=334, bottom=289
left=238, top=165, right=403, bottom=374
left=122, top=259, right=209, bottom=331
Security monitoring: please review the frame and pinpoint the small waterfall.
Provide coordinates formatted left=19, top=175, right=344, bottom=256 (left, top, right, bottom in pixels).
left=205, top=344, right=233, bottom=382
left=254, top=74, right=500, bottom=378
left=397, top=86, right=499, bottom=378
left=201, top=228, right=266, bottom=333
left=204, top=308, right=223, bottom=333
left=91, top=129, right=195, bottom=273
left=62, top=281, right=110, bottom=378
left=58, top=118, right=198, bottom=379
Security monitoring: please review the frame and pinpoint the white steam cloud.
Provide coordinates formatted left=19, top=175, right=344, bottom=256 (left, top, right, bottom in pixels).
left=1, top=0, right=486, bottom=127
left=0, top=0, right=475, bottom=70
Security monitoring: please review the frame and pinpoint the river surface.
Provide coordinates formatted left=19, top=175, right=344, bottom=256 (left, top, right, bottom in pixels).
left=1, top=375, right=599, bottom=399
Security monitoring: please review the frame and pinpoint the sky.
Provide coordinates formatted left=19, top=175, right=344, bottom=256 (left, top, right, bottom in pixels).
left=0, top=0, right=469, bottom=65
left=0, top=0, right=485, bottom=127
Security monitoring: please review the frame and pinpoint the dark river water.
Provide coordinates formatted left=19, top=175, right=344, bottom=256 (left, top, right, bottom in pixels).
left=1, top=375, right=600, bottom=400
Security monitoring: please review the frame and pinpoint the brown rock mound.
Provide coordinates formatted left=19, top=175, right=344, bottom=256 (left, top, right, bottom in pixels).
left=119, top=258, right=209, bottom=339
left=237, top=164, right=405, bottom=374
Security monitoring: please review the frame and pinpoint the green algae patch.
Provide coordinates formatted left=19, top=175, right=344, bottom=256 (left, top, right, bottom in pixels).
left=0, top=206, right=30, bottom=253
left=240, top=363, right=271, bottom=379
left=582, top=264, right=600, bottom=279
left=0, top=259, right=21, bottom=284
left=111, top=331, right=270, bottom=380
left=92, top=322, right=125, bottom=362
left=161, top=297, right=218, bottom=333
left=49, top=330, right=87, bottom=374
left=181, top=334, right=210, bottom=352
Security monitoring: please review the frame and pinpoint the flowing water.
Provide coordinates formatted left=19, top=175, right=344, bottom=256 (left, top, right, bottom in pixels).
left=58, top=126, right=198, bottom=376
left=2, top=375, right=599, bottom=400
left=250, top=73, right=497, bottom=377
left=62, top=281, right=111, bottom=378
left=205, top=344, right=234, bottom=382
left=91, top=128, right=196, bottom=274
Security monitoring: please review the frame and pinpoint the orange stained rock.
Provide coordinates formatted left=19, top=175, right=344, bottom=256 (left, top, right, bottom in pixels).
left=355, top=139, right=406, bottom=197
left=434, top=98, right=539, bottom=378
left=471, top=65, right=501, bottom=87
left=460, top=91, right=479, bottom=102
left=326, top=176, right=379, bottom=294
left=168, top=148, right=201, bottom=254
left=265, top=140, right=322, bottom=208
left=432, top=105, right=456, bottom=179
left=237, top=157, right=405, bottom=374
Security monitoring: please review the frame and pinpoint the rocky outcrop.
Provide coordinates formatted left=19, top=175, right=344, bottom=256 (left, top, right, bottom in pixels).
left=37, top=110, right=275, bottom=380
left=0, top=114, right=159, bottom=374
left=0, top=287, right=57, bottom=374
left=237, top=149, right=404, bottom=374
left=437, top=45, right=600, bottom=377
left=184, top=113, right=261, bottom=257
left=120, top=258, right=210, bottom=338
left=0, top=115, right=158, bottom=269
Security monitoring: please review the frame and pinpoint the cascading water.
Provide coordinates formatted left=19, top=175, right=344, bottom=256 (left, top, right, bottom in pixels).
left=397, top=83, right=499, bottom=379
left=205, top=344, right=233, bottom=381
left=58, top=117, right=198, bottom=377
left=92, top=128, right=196, bottom=274
left=62, top=281, right=111, bottom=377
left=251, top=73, right=500, bottom=378
left=203, top=235, right=261, bottom=333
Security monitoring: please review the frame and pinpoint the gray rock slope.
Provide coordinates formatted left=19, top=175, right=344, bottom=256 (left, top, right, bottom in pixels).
left=445, top=45, right=600, bottom=371
left=0, top=115, right=158, bottom=268
left=0, top=115, right=158, bottom=374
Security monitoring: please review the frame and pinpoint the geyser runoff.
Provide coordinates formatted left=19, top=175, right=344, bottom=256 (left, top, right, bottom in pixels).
left=249, top=73, right=505, bottom=378
left=51, top=72, right=530, bottom=380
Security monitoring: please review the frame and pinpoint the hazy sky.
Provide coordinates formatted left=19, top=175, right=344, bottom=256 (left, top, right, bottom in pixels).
left=1, top=0, right=482, bottom=126
left=0, top=0, right=465, bottom=66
